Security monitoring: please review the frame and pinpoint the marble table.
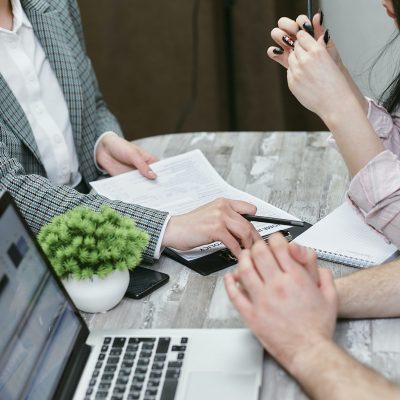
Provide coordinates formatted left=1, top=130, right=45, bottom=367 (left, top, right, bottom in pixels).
left=84, top=131, right=400, bottom=399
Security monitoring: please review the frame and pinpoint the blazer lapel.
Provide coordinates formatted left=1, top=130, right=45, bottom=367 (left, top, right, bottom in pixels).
left=22, top=0, right=83, bottom=150
left=0, top=76, right=41, bottom=160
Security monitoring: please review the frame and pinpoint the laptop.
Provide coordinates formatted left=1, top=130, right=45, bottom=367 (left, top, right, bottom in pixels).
left=0, top=191, right=263, bottom=400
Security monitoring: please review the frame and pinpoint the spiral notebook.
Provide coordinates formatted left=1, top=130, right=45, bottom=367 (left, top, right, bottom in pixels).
left=294, top=202, right=398, bottom=268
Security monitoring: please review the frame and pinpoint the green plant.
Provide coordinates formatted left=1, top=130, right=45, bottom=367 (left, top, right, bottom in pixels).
left=38, top=206, right=149, bottom=280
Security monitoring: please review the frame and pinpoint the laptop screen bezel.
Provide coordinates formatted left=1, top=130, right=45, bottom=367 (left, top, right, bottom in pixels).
left=0, top=191, right=91, bottom=399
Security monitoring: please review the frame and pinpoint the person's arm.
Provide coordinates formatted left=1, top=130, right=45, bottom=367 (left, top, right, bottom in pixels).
left=291, top=338, right=400, bottom=400
left=336, top=258, right=400, bottom=319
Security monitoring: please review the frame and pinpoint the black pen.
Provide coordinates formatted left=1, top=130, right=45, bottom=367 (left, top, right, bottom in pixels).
left=307, top=0, right=313, bottom=22
left=242, top=214, right=305, bottom=227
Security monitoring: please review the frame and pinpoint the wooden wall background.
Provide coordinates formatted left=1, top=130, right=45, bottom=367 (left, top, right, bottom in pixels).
left=79, top=0, right=325, bottom=140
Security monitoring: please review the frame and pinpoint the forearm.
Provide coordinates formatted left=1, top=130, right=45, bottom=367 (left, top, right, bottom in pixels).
left=290, top=339, right=400, bottom=400
left=341, top=65, right=369, bottom=115
left=335, top=259, right=400, bottom=319
left=322, top=95, right=385, bottom=177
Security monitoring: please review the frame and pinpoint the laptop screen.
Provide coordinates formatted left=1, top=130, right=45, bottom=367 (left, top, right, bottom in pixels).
left=0, top=197, right=83, bottom=399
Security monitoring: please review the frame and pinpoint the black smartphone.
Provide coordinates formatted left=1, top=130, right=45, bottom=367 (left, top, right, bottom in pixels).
left=125, top=266, right=169, bottom=299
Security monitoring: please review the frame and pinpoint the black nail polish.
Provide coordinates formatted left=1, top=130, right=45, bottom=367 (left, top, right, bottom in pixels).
left=273, top=46, right=284, bottom=55
left=303, top=22, right=314, bottom=37
left=282, top=35, right=295, bottom=48
left=323, top=29, right=330, bottom=45
left=319, top=9, right=324, bottom=26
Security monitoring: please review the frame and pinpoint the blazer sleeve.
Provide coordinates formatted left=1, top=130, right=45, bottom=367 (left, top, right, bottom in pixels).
left=0, top=132, right=168, bottom=263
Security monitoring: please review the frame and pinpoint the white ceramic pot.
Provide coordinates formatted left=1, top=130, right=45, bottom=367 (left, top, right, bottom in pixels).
left=62, top=269, right=129, bottom=313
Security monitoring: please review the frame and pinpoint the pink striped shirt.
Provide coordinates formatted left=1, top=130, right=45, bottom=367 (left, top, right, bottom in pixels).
left=346, top=98, right=400, bottom=248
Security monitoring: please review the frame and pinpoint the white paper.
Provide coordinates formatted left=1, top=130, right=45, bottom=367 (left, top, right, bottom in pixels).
left=90, top=150, right=300, bottom=261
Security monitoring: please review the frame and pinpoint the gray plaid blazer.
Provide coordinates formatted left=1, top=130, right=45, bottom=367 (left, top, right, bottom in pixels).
left=0, top=0, right=168, bottom=261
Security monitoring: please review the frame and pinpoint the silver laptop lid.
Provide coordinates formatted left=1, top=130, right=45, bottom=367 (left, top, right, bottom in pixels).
left=0, top=192, right=89, bottom=400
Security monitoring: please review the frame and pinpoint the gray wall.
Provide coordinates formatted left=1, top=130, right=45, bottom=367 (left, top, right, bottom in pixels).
left=321, top=0, right=398, bottom=99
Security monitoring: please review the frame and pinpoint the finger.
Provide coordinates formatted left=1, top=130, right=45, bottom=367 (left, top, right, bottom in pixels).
left=295, top=14, right=314, bottom=37
left=229, top=200, right=257, bottom=215
left=231, top=268, right=252, bottom=300
left=251, top=239, right=282, bottom=282
left=313, top=11, right=325, bottom=39
left=296, top=30, right=318, bottom=51
left=277, top=17, right=300, bottom=36
left=293, top=39, right=308, bottom=59
left=128, top=148, right=157, bottom=180
left=267, top=232, right=303, bottom=274
left=225, top=216, right=254, bottom=250
left=226, top=211, right=261, bottom=249
left=318, top=268, right=338, bottom=308
left=237, top=250, right=263, bottom=301
left=271, top=27, right=295, bottom=50
left=216, top=229, right=242, bottom=259
left=267, top=46, right=289, bottom=69
left=288, top=242, right=319, bottom=284
left=224, top=273, right=253, bottom=315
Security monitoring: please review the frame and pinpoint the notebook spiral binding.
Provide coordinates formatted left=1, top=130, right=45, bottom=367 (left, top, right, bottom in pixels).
left=315, top=249, right=374, bottom=268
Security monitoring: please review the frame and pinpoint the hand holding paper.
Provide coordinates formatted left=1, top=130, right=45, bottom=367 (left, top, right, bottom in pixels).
left=162, top=198, right=261, bottom=258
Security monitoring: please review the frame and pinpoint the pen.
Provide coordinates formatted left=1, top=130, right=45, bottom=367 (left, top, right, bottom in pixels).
left=307, top=0, right=313, bottom=22
left=242, top=214, right=305, bottom=227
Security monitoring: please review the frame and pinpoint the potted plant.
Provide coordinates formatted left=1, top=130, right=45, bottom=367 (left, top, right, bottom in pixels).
left=38, top=206, right=149, bottom=313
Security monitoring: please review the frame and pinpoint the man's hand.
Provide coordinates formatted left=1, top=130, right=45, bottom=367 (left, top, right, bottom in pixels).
left=96, top=134, right=158, bottom=179
left=225, top=233, right=338, bottom=373
left=162, top=198, right=261, bottom=259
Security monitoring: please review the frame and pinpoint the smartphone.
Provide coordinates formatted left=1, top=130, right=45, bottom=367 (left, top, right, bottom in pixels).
left=125, top=266, right=169, bottom=299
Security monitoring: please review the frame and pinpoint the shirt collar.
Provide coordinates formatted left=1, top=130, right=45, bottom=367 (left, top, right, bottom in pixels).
left=10, top=0, right=33, bottom=32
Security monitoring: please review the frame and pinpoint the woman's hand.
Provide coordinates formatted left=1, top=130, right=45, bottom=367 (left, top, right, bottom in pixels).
left=268, top=13, right=343, bottom=70
left=267, top=12, right=369, bottom=114
left=287, top=31, right=353, bottom=119
left=162, top=198, right=261, bottom=258
left=96, top=134, right=158, bottom=179
left=225, top=233, right=338, bottom=373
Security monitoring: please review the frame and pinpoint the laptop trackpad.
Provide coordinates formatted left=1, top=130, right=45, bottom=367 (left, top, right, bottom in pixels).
left=184, top=371, right=259, bottom=400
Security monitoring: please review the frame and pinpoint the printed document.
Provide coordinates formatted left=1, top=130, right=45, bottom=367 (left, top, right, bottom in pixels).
left=90, top=150, right=301, bottom=261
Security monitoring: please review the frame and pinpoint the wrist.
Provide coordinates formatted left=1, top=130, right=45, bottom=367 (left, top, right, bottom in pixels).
left=289, top=336, right=336, bottom=379
left=161, top=215, right=179, bottom=249
left=319, top=93, right=362, bottom=129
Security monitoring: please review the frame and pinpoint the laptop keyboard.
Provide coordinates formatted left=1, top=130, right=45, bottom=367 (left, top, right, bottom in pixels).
left=84, top=336, right=188, bottom=400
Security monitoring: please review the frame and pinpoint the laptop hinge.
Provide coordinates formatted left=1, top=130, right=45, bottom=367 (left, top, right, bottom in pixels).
left=53, top=343, right=92, bottom=400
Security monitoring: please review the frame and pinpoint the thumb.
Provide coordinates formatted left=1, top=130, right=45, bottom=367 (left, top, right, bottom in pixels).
left=289, top=243, right=319, bottom=284
left=318, top=268, right=338, bottom=308
left=128, top=149, right=157, bottom=180
left=229, top=200, right=257, bottom=215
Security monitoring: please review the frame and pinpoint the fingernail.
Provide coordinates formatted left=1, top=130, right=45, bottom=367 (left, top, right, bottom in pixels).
left=323, top=29, right=330, bottom=45
left=303, top=22, right=314, bottom=37
left=273, top=46, right=284, bottom=55
left=148, top=170, right=156, bottom=178
left=282, top=35, right=295, bottom=48
left=319, top=9, right=324, bottom=26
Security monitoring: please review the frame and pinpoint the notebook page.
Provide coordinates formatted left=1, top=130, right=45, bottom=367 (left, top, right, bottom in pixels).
left=294, top=202, right=397, bottom=265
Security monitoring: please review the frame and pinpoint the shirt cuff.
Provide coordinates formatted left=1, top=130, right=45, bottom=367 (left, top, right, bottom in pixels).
left=365, top=97, right=394, bottom=138
left=152, top=213, right=172, bottom=259
left=347, top=150, right=400, bottom=214
left=93, top=131, right=119, bottom=173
